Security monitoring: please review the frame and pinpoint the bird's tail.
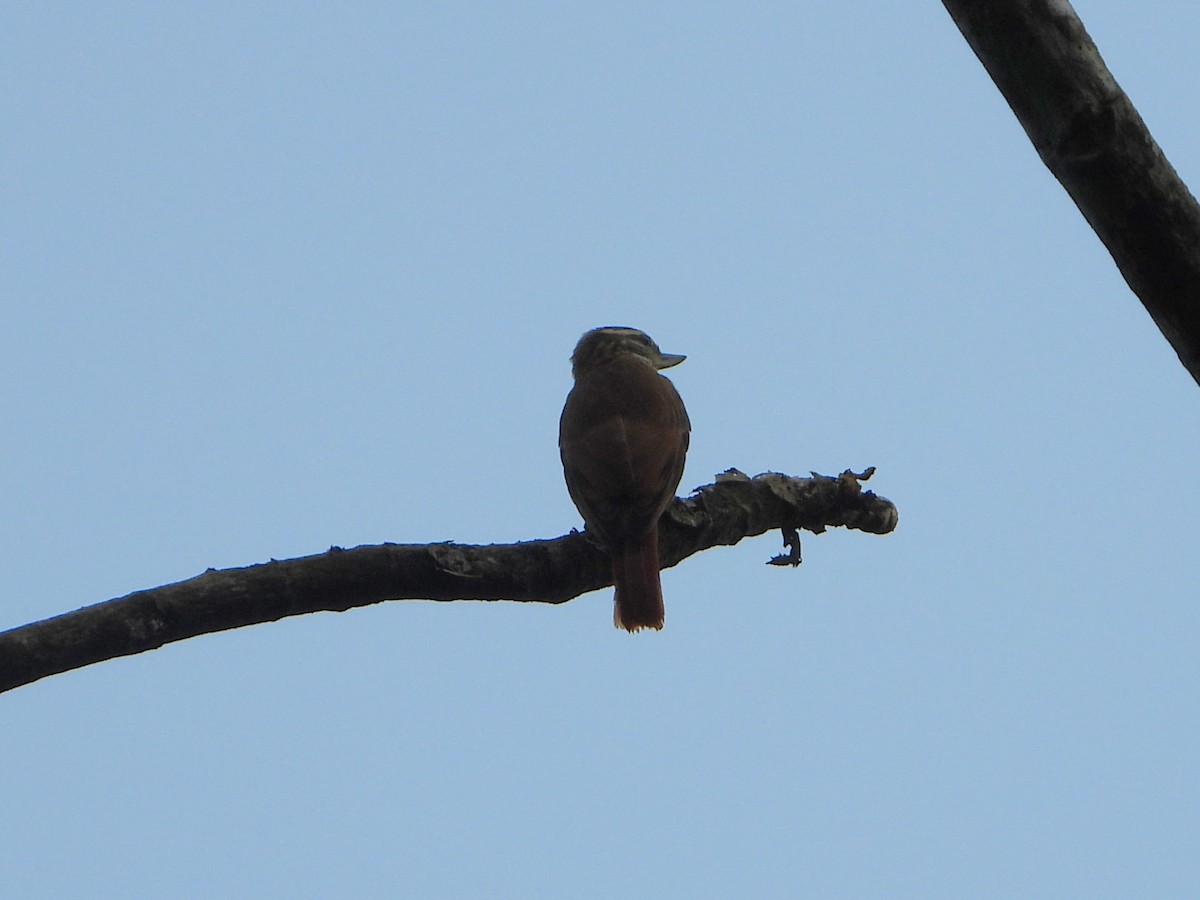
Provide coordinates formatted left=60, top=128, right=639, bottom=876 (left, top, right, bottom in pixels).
left=611, top=529, right=665, bottom=632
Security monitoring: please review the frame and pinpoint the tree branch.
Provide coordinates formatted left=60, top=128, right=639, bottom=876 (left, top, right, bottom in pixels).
left=942, top=0, right=1200, bottom=386
left=0, top=468, right=896, bottom=693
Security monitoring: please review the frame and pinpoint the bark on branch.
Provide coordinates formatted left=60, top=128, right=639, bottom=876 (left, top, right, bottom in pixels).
left=0, top=468, right=897, bottom=694
left=942, top=0, right=1200, bottom=386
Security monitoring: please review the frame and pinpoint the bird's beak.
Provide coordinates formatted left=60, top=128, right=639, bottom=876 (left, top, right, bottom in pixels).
left=655, top=352, right=686, bottom=370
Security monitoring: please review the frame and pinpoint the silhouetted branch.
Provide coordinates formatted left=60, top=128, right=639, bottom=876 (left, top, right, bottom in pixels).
left=943, top=0, right=1200, bottom=386
left=0, top=468, right=896, bottom=693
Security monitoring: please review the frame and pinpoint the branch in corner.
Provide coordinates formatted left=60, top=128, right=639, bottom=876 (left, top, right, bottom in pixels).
left=942, top=0, right=1200, bottom=386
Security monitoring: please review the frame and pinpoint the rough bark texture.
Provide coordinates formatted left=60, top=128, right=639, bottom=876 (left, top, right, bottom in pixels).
left=0, top=469, right=897, bottom=694
left=943, top=0, right=1200, bottom=386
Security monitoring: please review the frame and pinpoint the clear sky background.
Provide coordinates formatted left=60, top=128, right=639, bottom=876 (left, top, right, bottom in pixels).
left=4, top=3, right=1200, bottom=897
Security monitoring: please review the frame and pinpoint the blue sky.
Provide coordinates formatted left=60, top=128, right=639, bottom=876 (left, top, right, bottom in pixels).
left=4, top=3, right=1200, bottom=897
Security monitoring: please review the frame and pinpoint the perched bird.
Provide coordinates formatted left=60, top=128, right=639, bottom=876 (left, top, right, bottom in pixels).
left=559, top=327, right=691, bottom=631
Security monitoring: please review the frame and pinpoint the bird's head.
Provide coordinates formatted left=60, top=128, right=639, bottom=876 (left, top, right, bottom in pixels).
left=570, top=326, right=685, bottom=378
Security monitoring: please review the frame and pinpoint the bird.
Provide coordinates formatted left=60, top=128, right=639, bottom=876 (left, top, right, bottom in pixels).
left=558, top=326, right=691, bottom=631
